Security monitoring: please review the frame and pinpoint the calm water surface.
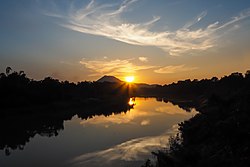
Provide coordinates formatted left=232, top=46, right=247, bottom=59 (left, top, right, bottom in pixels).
left=0, top=98, right=196, bottom=167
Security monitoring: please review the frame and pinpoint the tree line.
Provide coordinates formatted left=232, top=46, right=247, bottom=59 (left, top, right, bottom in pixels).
left=0, top=67, right=130, bottom=111
left=134, top=70, right=250, bottom=101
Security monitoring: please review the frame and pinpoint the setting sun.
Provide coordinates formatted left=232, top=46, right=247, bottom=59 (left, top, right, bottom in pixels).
left=125, top=76, right=134, bottom=83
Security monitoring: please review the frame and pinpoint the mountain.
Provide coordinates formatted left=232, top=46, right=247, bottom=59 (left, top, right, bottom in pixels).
left=96, top=75, right=122, bottom=83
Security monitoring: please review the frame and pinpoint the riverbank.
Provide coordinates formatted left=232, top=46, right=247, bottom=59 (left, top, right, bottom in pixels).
left=141, top=73, right=250, bottom=167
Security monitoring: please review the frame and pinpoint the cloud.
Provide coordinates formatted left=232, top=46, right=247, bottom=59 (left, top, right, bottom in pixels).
left=183, top=11, right=207, bottom=29
left=140, top=119, right=150, bottom=126
left=80, top=59, right=197, bottom=76
left=154, top=64, right=198, bottom=74
left=80, top=58, right=156, bottom=76
left=138, top=57, right=148, bottom=62
left=42, top=1, right=250, bottom=56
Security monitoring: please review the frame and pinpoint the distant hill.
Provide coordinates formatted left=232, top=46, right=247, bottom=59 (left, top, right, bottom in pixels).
left=96, top=75, right=122, bottom=83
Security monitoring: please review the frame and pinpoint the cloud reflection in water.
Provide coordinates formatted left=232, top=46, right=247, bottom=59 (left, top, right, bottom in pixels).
left=79, top=99, right=195, bottom=128
left=70, top=125, right=178, bottom=167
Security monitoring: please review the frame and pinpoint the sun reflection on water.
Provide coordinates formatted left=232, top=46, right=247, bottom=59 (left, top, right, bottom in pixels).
left=128, top=97, right=136, bottom=106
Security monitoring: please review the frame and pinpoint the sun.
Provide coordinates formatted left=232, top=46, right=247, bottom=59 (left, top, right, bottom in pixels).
left=125, top=76, right=134, bottom=83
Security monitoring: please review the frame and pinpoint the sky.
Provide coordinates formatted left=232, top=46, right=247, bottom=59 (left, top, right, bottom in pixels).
left=0, top=0, right=250, bottom=84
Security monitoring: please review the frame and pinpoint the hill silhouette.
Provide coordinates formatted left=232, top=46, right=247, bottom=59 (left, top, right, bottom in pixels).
left=97, top=75, right=122, bottom=83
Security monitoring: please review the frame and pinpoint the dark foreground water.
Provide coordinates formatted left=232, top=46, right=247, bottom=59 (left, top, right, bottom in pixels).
left=0, top=98, right=196, bottom=167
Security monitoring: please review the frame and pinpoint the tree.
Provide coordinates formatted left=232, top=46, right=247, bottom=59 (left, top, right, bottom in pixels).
left=19, top=71, right=25, bottom=76
left=6, top=67, right=12, bottom=76
left=211, top=77, right=218, bottom=82
left=0, top=73, right=6, bottom=78
left=245, top=70, right=250, bottom=78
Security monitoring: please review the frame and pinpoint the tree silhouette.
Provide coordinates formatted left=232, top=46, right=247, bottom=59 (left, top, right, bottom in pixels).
left=5, top=67, right=12, bottom=76
left=245, top=70, right=250, bottom=78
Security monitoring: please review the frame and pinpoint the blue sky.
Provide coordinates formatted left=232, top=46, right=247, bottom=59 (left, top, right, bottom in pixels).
left=1, top=0, right=250, bottom=83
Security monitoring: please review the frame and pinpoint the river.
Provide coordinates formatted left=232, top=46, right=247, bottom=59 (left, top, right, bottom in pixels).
left=0, top=97, right=196, bottom=167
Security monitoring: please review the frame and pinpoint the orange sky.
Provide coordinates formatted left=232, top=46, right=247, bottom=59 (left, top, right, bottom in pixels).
left=0, top=0, right=250, bottom=84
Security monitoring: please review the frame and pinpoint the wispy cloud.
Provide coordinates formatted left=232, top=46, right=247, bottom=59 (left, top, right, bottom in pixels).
left=138, top=57, right=148, bottom=62
left=154, top=64, right=198, bottom=74
left=43, top=1, right=250, bottom=56
left=80, top=58, right=156, bottom=77
left=80, top=58, right=198, bottom=76
left=183, top=11, right=207, bottom=29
